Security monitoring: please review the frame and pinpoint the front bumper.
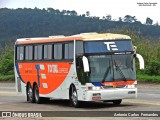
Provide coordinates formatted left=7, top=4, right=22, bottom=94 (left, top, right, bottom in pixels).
left=85, top=88, right=137, bottom=101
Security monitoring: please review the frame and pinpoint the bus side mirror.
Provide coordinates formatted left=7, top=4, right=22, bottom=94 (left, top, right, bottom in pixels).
left=136, top=53, right=144, bottom=70
left=82, top=56, right=90, bottom=72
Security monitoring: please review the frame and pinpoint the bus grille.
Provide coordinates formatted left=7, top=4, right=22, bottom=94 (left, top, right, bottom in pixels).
left=102, top=85, right=125, bottom=89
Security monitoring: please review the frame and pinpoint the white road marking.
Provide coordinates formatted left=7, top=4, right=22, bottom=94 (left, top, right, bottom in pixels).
left=0, top=91, right=17, bottom=95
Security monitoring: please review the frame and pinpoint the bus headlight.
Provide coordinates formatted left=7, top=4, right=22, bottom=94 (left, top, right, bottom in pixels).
left=127, top=84, right=136, bottom=88
left=88, top=86, right=101, bottom=91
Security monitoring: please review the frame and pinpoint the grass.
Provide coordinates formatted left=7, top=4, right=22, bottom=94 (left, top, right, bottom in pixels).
left=137, top=74, right=160, bottom=83
left=0, top=74, right=15, bottom=82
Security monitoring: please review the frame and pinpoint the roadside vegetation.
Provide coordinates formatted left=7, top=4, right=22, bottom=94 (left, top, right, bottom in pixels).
left=137, top=74, right=160, bottom=83
left=136, top=60, right=160, bottom=83
left=0, top=44, right=14, bottom=81
left=123, top=30, right=160, bottom=83
left=0, top=74, right=14, bottom=82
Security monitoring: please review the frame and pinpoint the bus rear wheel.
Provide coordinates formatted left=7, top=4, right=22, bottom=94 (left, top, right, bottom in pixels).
left=70, top=86, right=80, bottom=108
left=34, top=84, right=43, bottom=104
left=27, top=84, right=35, bottom=103
left=113, top=99, right=122, bottom=105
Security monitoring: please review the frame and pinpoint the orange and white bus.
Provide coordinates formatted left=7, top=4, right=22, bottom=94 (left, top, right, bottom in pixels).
left=14, top=32, right=144, bottom=107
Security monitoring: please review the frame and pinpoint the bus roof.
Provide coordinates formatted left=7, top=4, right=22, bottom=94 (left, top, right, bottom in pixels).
left=16, top=32, right=131, bottom=45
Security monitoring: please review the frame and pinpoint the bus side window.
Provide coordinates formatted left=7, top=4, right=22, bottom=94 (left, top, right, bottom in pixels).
left=16, top=47, right=20, bottom=60
left=25, top=46, right=33, bottom=60
left=64, top=43, right=69, bottom=59
left=34, top=46, right=38, bottom=60
left=44, top=44, right=52, bottom=60
left=44, top=45, right=48, bottom=59
left=69, top=43, right=73, bottom=59
left=64, top=42, right=74, bottom=60
left=54, top=44, right=62, bottom=60
left=17, top=46, right=24, bottom=61
left=34, top=45, right=42, bottom=60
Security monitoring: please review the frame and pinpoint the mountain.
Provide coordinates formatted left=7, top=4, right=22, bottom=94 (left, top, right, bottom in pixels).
left=0, top=8, right=160, bottom=47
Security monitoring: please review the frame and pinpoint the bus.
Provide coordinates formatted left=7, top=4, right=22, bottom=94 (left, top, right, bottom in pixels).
left=14, top=32, right=144, bottom=107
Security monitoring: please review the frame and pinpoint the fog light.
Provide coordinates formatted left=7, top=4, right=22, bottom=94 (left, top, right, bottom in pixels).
left=87, top=86, right=101, bottom=91
left=128, top=91, right=136, bottom=94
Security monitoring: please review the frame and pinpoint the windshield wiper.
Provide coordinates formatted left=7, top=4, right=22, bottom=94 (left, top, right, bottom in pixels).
left=114, top=60, right=126, bottom=81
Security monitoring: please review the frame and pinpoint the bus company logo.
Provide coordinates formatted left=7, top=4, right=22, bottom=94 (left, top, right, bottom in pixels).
left=104, top=42, right=118, bottom=51
left=48, top=64, right=69, bottom=73
left=48, top=64, right=58, bottom=73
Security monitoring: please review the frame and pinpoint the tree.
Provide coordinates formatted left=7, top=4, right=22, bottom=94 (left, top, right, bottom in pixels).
left=145, top=17, right=153, bottom=25
left=105, top=14, right=112, bottom=21
left=86, top=11, right=90, bottom=17
left=123, top=15, right=137, bottom=23
left=47, top=8, right=54, bottom=13
left=153, top=22, right=159, bottom=26
left=61, top=10, right=67, bottom=15
left=102, top=16, right=106, bottom=20
left=118, top=17, right=122, bottom=22
left=70, top=10, right=77, bottom=16
left=54, top=9, right=60, bottom=15
left=81, top=14, right=85, bottom=17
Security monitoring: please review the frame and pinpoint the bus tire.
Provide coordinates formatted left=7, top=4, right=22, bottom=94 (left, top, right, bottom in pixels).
left=27, top=83, right=35, bottom=103
left=70, top=86, right=80, bottom=108
left=113, top=99, right=122, bottom=105
left=34, top=84, right=43, bottom=104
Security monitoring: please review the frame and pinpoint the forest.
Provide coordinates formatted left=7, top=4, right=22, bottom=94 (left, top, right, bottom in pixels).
left=0, top=8, right=160, bottom=82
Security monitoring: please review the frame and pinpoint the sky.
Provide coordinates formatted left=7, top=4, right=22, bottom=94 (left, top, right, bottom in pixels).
left=0, top=0, right=159, bottom=24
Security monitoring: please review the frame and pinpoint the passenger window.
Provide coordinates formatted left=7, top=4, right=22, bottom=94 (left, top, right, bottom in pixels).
left=34, top=45, right=42, bottom=60
left=54, top=44, right=62, bottom=60
left=25, top=46, right=33, bottom=60
left=16, top=46, right=24, bottom=60
left=16, top=47, right=20, bottom=60
left=64, top=44, right=69, bottom=59
left=64, top=43, right=74, bottom=59
left=44, top=44, right=52, bottom=60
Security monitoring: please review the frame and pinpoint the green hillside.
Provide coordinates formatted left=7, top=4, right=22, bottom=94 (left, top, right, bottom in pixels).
left=0, top=8, right=160, bottom=46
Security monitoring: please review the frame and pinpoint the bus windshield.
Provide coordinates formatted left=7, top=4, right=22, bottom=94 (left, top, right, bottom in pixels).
left=87, top=54, right=136, bottom=82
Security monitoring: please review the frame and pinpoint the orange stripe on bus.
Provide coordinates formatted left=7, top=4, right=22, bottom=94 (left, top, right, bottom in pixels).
left=102, top=80, right=135, bottom=86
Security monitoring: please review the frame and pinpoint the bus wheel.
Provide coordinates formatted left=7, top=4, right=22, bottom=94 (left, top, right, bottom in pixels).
left=70, top=86, right=80, bottom=108
left=34, top=84, right=43, bottom=104
left=27, top=84, right=35, bottom=103
left=113, top=99, right=122, bottom=105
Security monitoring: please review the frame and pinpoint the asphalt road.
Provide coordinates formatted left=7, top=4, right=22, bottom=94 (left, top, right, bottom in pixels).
left=0, top=82, right=160, bottom=120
